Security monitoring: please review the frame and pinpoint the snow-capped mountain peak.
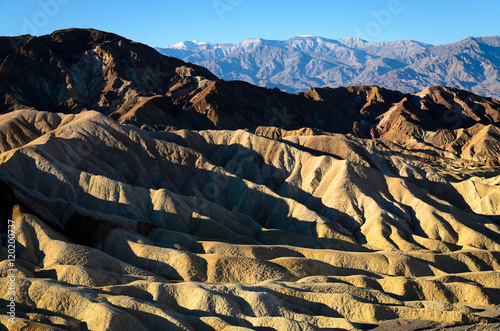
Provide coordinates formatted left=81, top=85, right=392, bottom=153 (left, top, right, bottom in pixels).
left=156, top=35, right=500, bottom=99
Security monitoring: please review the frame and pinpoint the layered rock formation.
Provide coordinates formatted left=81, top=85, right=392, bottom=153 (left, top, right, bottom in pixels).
left=0, top=29, right=500, bottom=330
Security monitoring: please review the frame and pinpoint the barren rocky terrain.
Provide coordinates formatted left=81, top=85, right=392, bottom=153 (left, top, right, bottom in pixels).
left=1, top=29, right=500, bottom=330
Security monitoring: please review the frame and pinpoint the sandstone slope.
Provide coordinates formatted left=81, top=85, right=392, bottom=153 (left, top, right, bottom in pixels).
left=0, top=109, right=500, bottom=330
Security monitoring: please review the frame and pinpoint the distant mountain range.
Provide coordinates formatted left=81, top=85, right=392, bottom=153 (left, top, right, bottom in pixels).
left=157, top=35, right=500, bottom=99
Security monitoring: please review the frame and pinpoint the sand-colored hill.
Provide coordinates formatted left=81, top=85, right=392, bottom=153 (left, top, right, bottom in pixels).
left=0, top=109, right=500, bottom=330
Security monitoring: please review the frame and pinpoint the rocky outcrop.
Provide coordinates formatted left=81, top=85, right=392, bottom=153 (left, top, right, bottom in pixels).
left=0, top=28, right=217, bottom=115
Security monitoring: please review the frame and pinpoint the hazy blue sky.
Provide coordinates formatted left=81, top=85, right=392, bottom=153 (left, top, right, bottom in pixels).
left=1, top=0, right=498, bottom=46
